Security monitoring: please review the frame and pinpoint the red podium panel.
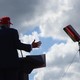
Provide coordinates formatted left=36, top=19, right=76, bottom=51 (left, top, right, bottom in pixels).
left=63, top=25, right=80, bottom=42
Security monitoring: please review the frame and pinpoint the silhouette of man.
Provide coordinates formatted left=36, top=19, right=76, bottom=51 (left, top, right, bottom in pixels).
left=0, top=16, right=41, bottom=80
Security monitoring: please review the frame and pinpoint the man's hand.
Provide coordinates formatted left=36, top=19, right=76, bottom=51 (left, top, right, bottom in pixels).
left=32, top=40, right=42, bottom=48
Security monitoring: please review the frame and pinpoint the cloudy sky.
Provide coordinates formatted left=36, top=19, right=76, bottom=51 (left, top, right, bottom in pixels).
left=1, top=0, right=80, bottom=80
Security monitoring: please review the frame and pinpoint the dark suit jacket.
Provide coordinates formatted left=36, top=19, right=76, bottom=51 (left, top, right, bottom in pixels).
left=0, top=27, right=32, bottom=68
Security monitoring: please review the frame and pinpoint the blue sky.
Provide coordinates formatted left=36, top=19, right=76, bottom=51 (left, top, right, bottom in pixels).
left=0, top=0, right=80, bottom=80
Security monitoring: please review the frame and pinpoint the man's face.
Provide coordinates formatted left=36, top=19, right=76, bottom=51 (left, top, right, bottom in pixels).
left=0, top=24, right=11, bottom=28
left=7, top=23, right=10, bottom=28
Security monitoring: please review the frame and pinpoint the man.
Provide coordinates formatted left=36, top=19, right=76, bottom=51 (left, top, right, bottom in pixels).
left=0, top=16, right=41, bottom=80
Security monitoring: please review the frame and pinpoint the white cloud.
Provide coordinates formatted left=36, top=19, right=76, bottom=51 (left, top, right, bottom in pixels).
left=19, top=31, right=40, bottom=43
left=17, top=0, right=80, bottom=41
left=39, top=0, right=73, bottom=40
left=17, top=0, right=79, bottom=40
left=34, top=39, right=80, bottom=80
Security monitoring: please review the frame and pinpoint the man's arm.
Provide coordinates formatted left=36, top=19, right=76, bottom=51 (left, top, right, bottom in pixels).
left=13, top=29, right=41, bottom=52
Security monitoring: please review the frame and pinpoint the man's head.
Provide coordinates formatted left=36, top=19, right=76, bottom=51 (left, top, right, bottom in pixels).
left=0, top=16, right=13, bottom=28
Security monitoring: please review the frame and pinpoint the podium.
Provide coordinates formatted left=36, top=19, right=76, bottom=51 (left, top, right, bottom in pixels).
left=18, top=54, right=46, bottom=80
